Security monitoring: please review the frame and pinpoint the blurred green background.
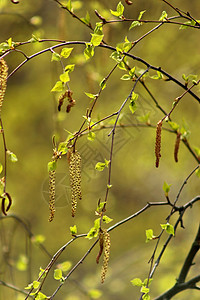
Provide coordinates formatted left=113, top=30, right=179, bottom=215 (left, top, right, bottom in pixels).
left=0, top=0, right=200, bottom=299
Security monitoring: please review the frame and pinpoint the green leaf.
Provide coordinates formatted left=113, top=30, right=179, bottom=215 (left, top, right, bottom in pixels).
left=0, top=163, right=3, bottom=174
left=195, top=168, right=200, bottom=178
left=121, top=74, right=131, bottom=80
left=129, top=99, right=137, bottom=114
left=161, top=223, right=174, bottom=236
left=51, top=52, right=61, bottom=62
left=94, top=22, right=103, bottom=35
left=90, top=34, right=104, bottom=46
left=141, top=286, right=150, bottom=294
left=168, top=121, right=179, bottom=131
left=65, top=64, right=75, bottom=72
left=137, top=112, right=151, bottom=124
left=7, top=151, right=18, bottom=163
left=143, top=278, right=153, bottom=286
left=179, top=20, right=196, bottom=29
left=162, top=181, right=171, bottom=196
left=16, top=254, right=28, bottom=271
left=86, top=226, right=99, bottom=239
left=94, top=218, right=101, bottom=229
left=159, top=11, right=168, bottom=21
left=70, top=225, right=77, bottom=235
left=99, top=78, right=106, bottom=90
left=65, top=0, right=72, bottom=10
left=97, top=201, right=106, bottom=212
left=131, top=278, right=143, bottom=287
left=103, top=215, right=113, bottom=224
left=85, top=92, right=97, bottom=99
left=84, top=43, right=95, bottom=60
left=138, top=10, right=146, bottom=20
left=57, top=142, right=68, bottom=155
left=57, top=261, right=72, bottom=272
left=32, top=234, right=45, bottom=245
left=51, top=81, right=64, bottom=92
left=48, top=160, right=57, bottom=172
left=81, top=11, right=90, bottom=26
left=145, top=229, right=156, bottom=243
left=7, top=37, right=12, bottom=48
left=32, top=281, right=40, bottom=289
left=61, top=47, right=73, bottom=58
left=25, top=283, right=33, bottom=290
left=150, top=71, right=163, bottom=79
left=35, top=292, right=47, bottom=300
left=54, top=269, right=63, bottom=280
left=60, top=71, right=70, bottom=83
left=194, top=147, right=200, bottom=157
left=110, top=1, right=124, bottom=18
left=142, top=294, right=150, bottom=300
left=110, top=51, right=123, bottom=63
left=87, top=131, right=96, bottom=141
left=129, top=21, right=141, bottom=30
left=88, top=289, right=102, bottom=299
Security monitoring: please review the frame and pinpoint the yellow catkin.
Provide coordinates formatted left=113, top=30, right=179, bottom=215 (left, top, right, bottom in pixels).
left=69, top=150, right=82, bottom=217
left=0, top=59, right=8, bottom=113
left=155, top=120, right=162, bottom=168
left=174, top=132, right=181, bottom=163
left=101, top=230, right=111, bottom=284
left=48, top=165, right=56, bottom=222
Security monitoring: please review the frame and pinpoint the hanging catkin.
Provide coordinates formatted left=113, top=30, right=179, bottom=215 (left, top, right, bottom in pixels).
left=48, top=160, right=56, bottom=222
left=155, top=120, right=162, bottom=168
left=101, top=230, right=111, bottom=284
left=0, top=59, right=8, bottom=113
left=174, top=132, right=181, bottom=163
left=68, top=150, right=82, bottom=217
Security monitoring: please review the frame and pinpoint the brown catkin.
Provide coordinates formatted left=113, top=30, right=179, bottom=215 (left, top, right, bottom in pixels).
left=0, top=59, right=8, bottom=113
left=48, top=166, right=56, bottom=222
left=69, top=150, right=82, bottom=217
left=101, top=230, right=111, bottom=284
left=174, top=132, right=181, bottom=163
left=96, top=230, right=104, bottom=264
left=155, top=120, right=162, bottom=168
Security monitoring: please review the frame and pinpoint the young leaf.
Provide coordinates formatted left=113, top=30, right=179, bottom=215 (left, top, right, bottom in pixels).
left=54, top=269, right=63, bottom=280
left=102, top=215, right=113, bottom=224
left=168, top=121, right=179, bottom=131
left=51, top=52, right=61, bottom=62
left=32, top=281, right=40, bottom=289
left=195, top=168, right=200, bottom=178
left=61, top=47, right=73, bottom=58
left=81, top=11, right=90, bottom=26
left=159, top=11, right=168, bottom=21
left=35, top=292, right=47, bottom=300
left=137, top=112, right=151, bottom=124
left=32, top=234, right=45, bottom=245
left=162, top=181, right=171, bottom=196
left=129, top=100, right=137, bottom=114
left=86, top=226, right=98, bottom=239
left=161, top=223, right=174, bottom=236
left=121, top=74, right=131, bottom=80
left=51, top=81, right=64, bottom=92
left=48, top=160, right=57, bottom=172
left=138, top=10, right=146, bottom=20
left=84, top=43, right=94, bottom=60
left=140, top=286, right=149, bottom=294
left=60, top=71, right=70, bottom=83
left=57, top=261, right=72, bottom=272
left=65, top=64, right=75, bottom=72
left=90, top=34, right=104, bottom=46
left=110, top=2, right=124, bottom=18
left=7, top=151, right=18, bottom=163
left=88, top=289, right=102, bottom=299
left=142, top=293, right=150, bottom=300
left=131, top=278, right=143, bottom=287
left=99, top=78, right=106, bottom=90
left=85, top=92, right=97, bottom=99
left=0, top=163, right=3, bottom=174
left=129, top=21, right=140, bottom=30
left=145, top=229, right=156, bottom=243
left=87, top=131, right=96, bottom=141
left=70, top=225, right=77, bottom=235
